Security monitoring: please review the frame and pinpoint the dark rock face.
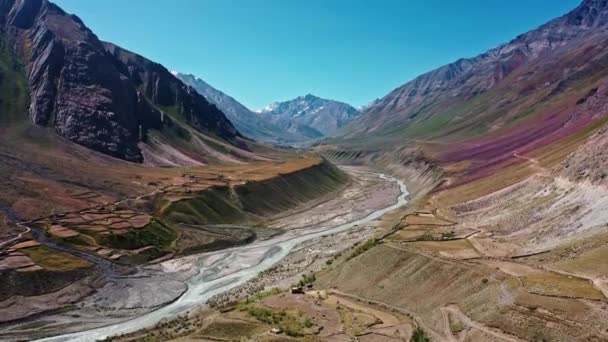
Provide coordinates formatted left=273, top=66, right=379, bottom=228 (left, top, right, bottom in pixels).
left=104, top=44, right=239, bottom=142
left=0, top=0, right=239, bottom=162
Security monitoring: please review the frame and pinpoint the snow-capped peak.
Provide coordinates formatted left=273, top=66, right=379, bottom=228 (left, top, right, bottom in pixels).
left=256, top=102, right=279, bottom=113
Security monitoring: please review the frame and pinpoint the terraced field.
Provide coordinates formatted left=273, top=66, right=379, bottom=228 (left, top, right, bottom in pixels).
left=0, top=155, right=353, bottom=334
left=53, top=169, right=407, bottom=342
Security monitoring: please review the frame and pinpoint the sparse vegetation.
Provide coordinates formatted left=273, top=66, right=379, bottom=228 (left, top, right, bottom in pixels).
left=239, top=304, right=313, bottom=337
left=195, top=319, right=260, bottom=340
left=336, top=305, right=358, bottom=335
left=0, top=37, right=28, bottom=124
left=162, top=158, right=349, bottom=226
left=162, top=121, right=192, bottom=141
left=238, top=287, right=284, bottom=307
left=414, top=231, right=456, bottom=241
left=411, top=327, right=430, bottom=342
left=346, top=238, right=380, bottom=261
left=98, top=219, right=177, bottom=251
left=60, top=234, right=96, bottom=247
left=416, top=233, right=435, bottom=241
left=441, top=231, right=455, bottom=240
left=449, top=321, right=465, bottom=333
left=521, top=272, right=604, bottom=300
left=21, top=246, right=92, bottom=271
left=298, top=273, right=316, bottom=287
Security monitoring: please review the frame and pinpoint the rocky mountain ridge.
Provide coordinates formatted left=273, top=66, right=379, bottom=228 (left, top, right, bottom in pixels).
left=175, top=72, right=300, bottom=142
left=256, top=94, right=360, bottom=140
left=178, top=72, right=360, bottom=142
left=0, top=0, right=240, bottom=162
left=343, top=0, right=608, bottom=139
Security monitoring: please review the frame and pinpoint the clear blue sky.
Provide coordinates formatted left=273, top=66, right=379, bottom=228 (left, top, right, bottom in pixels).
left=54, top=0, right=580, bottom=110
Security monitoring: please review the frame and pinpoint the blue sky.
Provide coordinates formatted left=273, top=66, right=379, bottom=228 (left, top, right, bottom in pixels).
left=54, top=0, right=579, bottom=110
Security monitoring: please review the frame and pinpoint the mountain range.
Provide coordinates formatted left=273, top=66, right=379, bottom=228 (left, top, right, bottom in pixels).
left=256, top=94, right=360, bottom=140
left=176, top=73, right=360, bottom=143
left=327, top=0, right=608, bottom=191
left=174, top=72, right=299, bottom=142
left=7, top=0, right=608, bottom=341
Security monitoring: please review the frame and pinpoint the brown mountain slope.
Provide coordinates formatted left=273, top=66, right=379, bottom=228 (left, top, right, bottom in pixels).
left=305, top=2, right=608, bottom=340
left=342, top=0, right=608, bottom=143
left=322, top=0, right=608, bottom=195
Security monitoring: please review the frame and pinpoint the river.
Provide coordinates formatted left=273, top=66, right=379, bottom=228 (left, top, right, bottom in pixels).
left=39, top=173, right=409, bottom=342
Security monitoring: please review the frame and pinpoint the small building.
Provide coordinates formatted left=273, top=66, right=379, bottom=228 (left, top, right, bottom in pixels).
left=270, top=327, right=282, bottom=334
left=291, top=286, right=304, bottom=294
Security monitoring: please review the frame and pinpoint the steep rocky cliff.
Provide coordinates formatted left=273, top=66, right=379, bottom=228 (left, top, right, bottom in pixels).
left=105, top=45, right=239, bottom=142
left=0, top=0, right=240, bottom=162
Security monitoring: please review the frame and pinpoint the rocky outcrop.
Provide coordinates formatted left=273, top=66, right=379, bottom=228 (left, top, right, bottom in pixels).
left=105, top=45, right=239, bottom=142
left=565, top=0, right=608, bottom=27
left=559, top=81, right=608, bottom=185
left=0, top=0, right=239, bottom=162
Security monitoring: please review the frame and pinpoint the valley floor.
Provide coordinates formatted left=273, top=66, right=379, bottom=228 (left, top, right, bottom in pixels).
left=6, top=150, right=608, bottom=342
left=146, top=155, right=608, bottom=342
left=0, top=167, right=404, bottom=341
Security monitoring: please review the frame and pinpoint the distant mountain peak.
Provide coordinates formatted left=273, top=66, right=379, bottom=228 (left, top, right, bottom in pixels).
left=255, top=95, right=360, bottom=138
left=357, top=98, right=381, bottom=112
left=175, top=72, right=306, bottom=142
left=301, top=93, right=318, bottom=100
left=256, top=102, right=280, bottom=114
left=174, top=76, right=359, bottom=141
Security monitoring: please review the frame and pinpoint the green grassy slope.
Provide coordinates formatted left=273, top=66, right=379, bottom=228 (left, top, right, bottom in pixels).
left=161, top=160, right=349, bottom=226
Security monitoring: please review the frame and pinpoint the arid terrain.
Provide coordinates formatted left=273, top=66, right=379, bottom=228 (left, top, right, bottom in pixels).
left=4, top=0, right=608, bottom=341
left=0, top=166, right=405, bottom=341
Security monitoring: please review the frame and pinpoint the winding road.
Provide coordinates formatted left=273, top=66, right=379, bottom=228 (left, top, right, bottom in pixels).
left=38, top=173, right=409, bottom=342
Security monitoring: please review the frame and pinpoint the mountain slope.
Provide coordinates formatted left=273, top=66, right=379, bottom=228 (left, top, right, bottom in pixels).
left=343, top=0, right=608, bottom=143
left=0, top=0, right=251, bottom=164
left=330, top=0, right=608, bottom=190
left=257, top=94, right=359, bottom=140
left=175, top=73, right=299, bottom=142
left=310, top=3, right=608, bottom=341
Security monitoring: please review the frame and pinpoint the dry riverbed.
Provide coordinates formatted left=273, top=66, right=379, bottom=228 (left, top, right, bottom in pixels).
left=208, top=167, right=400, bottom=308
left=0, top=167, right=402, bottom=341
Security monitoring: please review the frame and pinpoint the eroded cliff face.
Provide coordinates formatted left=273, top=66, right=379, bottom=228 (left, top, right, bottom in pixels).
left=104, top=43, right=240, bottom=142
left=0, top=0, right=239, bottom=162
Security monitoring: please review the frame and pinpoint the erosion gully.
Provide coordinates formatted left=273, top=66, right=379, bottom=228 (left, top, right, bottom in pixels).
left=38, top=173, right=409, bottom=342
